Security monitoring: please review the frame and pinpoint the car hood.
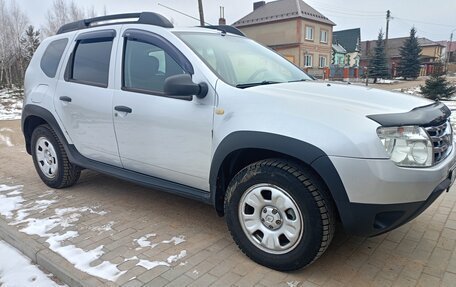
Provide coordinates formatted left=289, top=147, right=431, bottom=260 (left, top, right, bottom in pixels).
left=246, top=81, right=433, bottom=116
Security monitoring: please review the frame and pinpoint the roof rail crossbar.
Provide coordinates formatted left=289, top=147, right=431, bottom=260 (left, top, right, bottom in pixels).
left=57, top=12, right=174, bottom=35
left=202, top=25, right=245, bottom=37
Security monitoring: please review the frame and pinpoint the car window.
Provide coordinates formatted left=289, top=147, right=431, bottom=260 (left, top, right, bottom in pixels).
left=71, top=39, right=113, bottom=87
left=123, top=39, right=186, bottom=93
left=40, top=38, right=68, bottom=78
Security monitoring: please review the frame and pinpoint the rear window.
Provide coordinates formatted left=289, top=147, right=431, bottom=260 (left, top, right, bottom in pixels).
left=40, top=38, right=68, bottom=78
left=70, top=39, right=113, bottom=87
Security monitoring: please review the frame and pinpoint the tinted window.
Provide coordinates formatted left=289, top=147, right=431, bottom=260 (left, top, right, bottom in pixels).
left=71, top=39, right=113, bottom=87
left=40, top=38, right=68, bottom=78
left=123, top=39, right=185, bottom=93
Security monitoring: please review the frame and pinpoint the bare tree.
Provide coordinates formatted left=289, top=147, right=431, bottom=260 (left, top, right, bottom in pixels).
left=42, top=0, right=98, bottom=37
left=0, top=0, right=29, bottom=88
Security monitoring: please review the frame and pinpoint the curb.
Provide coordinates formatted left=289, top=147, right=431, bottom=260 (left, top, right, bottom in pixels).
left=0, top=217, right=107, bottom=287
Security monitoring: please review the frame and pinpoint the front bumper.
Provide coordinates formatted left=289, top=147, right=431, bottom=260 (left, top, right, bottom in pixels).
left=326, top=147, right=456, bottom=237
left=342, top=177, right=450, bottom=236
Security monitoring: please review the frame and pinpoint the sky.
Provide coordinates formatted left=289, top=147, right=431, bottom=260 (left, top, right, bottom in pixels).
left=14, top=0, right=456, bottom=42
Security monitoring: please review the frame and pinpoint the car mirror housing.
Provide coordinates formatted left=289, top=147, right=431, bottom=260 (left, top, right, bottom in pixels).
left=164, top=74, right=208, bottom=99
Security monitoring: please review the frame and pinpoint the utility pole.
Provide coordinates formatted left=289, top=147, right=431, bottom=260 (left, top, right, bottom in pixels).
left=447, top=31, right=454, bottom=72
left=198, top=0, right=205, bottom=26
left=385, top=10, right=391, bottom=76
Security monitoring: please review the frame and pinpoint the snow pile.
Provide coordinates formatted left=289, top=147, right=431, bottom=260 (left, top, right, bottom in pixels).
left=0, top=240, right=65, bottom=287
left=0, top=89, right=23, bottom=120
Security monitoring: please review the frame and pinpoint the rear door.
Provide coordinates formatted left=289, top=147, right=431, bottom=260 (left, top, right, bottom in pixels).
left=54, top=28, right=121, bottom=166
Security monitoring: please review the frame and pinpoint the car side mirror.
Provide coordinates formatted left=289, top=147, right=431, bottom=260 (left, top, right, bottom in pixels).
left=164, top=74, right=208, bottom=99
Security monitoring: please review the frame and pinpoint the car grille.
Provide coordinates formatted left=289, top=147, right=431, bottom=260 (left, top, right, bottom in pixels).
left=424, top=120, right=453, bottom=164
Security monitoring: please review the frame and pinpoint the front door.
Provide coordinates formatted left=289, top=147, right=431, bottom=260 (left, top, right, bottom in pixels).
left=112, top=29, right=214, bottom=190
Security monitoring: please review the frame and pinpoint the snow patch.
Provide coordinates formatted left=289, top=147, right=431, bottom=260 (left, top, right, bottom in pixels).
left=0, top=189, right=124, bottom=283
left=0, top=184, right=24, bottom=219
left=167, top=250, right=187, bottom=263
left=0, top=134, right=13, bottom=147
left=161, top=235, right=185, bottom=245
left=89, top=221, right=115, bottom=233
left=0, top=127, right=13, bottom=132
left=46, top=231, right=126, bottom=281
left=136, top=259, right=169, bottom=270
left=0, top=89, right=23, bottom=120
left=6, top=190, right=22, bottom=196
left=14, top=199, right=57, bottom=222
left=0, top=184, right=23, bottom=193
left=0, top=240, right=65, bottom=286
left=134, top=233, right=157, bottom=250
left=287, top=281, right=301, bottom=287
left=38, top=190, right=55, bottom=198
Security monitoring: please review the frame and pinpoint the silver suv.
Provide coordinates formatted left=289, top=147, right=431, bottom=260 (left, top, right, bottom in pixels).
left=22, top=12, right=456, bottom=271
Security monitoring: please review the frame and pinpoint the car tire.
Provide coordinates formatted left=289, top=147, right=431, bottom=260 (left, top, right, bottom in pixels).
left=224, top=158, right=335, bottom=271
left=31, top=124, right=81, bottom=188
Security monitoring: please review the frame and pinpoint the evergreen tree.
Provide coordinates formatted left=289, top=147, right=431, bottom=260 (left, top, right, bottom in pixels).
left=420, top=63, right=456, bottom=100
left=397, top=27, right=422, bottom=80
left=20, top=25, right=40, bottom=62
left=369, top=30, right=389, bottom=83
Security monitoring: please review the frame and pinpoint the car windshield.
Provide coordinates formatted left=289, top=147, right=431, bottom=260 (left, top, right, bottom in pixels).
left=175, top=32, right=311, bottom=88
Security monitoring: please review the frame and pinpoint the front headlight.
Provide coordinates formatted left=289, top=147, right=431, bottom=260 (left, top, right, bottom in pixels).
left=377, top=126, right=433, bottom=167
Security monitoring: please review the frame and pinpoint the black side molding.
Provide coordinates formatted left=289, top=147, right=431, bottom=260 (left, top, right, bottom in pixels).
left=367, top=102, right=451, bottom=127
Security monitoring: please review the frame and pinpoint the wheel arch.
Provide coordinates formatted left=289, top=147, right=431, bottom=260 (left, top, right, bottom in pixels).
left=22, top=104, right=70, bottom=155
left=210, top=131, right=351, bottom=224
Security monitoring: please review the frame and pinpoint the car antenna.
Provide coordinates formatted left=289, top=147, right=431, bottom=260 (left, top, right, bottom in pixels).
left=158, top=3, right=213, bottom=26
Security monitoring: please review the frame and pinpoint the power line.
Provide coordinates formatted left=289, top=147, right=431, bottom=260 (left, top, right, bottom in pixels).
left=394, top=17, right=454, bottom=28
left=306, top=0, right=384, bottom=15
left=310, top=5, right=384, bottom=17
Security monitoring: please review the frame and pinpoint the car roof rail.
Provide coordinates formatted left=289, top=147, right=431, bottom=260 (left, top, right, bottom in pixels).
left=57, top=12, right=174, bottom=35
left=202, top=25, right=245, bottom=37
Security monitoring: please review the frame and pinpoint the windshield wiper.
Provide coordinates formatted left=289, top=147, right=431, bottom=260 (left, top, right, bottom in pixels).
left=288, top=79, right=308, bottom=83
left=236, top=81, right=282, bottom=89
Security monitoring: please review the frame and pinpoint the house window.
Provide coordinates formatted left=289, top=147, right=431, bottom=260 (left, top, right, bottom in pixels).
left=319, top=56, right=327, bottom=68
left=305, top=26, right=314, bottom=41
left=320, top=30, right=328, bottom=43
left=304, top=54, right=313, bottom=67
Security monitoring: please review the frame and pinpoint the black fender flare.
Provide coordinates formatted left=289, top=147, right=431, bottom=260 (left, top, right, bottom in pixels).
left=21, top=104, right=71, bottom=155
left=209, top=131, right=354, bottom=229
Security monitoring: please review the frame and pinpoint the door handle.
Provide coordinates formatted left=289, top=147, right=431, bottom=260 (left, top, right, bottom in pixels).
left=114, top=106, right=132, bottom=113
left=59, top=96, right=72, bottom=102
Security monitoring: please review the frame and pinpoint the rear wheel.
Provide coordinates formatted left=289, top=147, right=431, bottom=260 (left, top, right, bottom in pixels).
left=31, top=124, right=81, bottom=188
left=224, top=159, right=335, bottom=271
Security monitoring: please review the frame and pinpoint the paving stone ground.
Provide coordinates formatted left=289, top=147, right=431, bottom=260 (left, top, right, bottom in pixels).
left=1, top=119, right=456, bottom=287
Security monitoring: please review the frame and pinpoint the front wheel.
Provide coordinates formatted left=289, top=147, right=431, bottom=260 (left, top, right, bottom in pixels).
left=31, top=124, right=81, bottom=188
left=224, top=159, right=335, bottom=271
